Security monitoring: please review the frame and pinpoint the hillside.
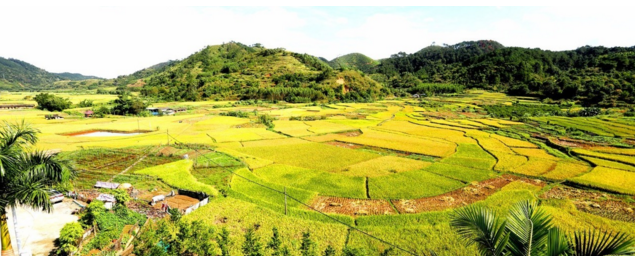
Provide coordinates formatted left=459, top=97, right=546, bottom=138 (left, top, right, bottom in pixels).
left=328, top=53, right=380, bottom=73
left=110, top=60, right=179, bottom=88
left=0, top=57, right=62, bottom=90
left=0, top=57, right=102, bottom=90
left=53, top=72, right=101, bottom=80
left=140, top=42, right=382, bottom=102
left=371, top=40, right=635, bottom=105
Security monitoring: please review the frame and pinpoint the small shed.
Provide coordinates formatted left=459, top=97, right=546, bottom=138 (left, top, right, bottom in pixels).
left=84, top=110, right=94, bottom=118
left=96, top=194, right=116, bottom=209
left=95, top=181, right=119, bottom=189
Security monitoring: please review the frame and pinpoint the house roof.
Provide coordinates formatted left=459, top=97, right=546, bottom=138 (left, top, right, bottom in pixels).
left=96, top=193, right=116, bottom=202
left=85, top=110, right=94, bottom=114
left=95, top=181, right=119, bottom=189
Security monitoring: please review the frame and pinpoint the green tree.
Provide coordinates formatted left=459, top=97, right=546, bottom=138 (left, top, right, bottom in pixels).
left=242, top=227, right=263, bottom=256
left=450, top=200, right=635, bottom=256
left=33, top=93, right=72, bottom=111
left=57, top=222, right=84, bottom=255
left=112, top=91, right=148, bottom=116
left=218, top=227, right=231, bottom=256
left=0, top=121, right=73, bottom=255
left=323, top=245, right=336, bottom=256
left=176, top=220, right=215, bottom=256
left=267, top=227, right=282, bottom=256
left=77, top=99, right=94, bottom=108
left=300, top=231, right=317, bottom=256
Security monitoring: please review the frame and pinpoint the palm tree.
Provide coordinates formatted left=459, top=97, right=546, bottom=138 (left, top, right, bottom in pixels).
left=0, top=121, right=73, bottom=256
left=450, top=200, right=635, bottom=256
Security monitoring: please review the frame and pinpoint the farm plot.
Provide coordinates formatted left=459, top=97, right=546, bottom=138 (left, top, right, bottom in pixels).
left=236, top=142, right=380, bottom=171
left=541, top=161, right=591, bottom=180
left=569, top=166, right=635, bottom=195
left=391, top=175, right=542, bottom=214
left=231, top=168, right=317, bottom=206
left=254, top=164, right=366, bottom=198
left=508, top=158, right=557, bottom=176
left=135, top=159, right=218, bottom=196
left=512, top=148, right=559, bottom=160
left=572, top=149, right=635, bottom=166
left=580, top=156, right=635, bottom=172
left=184, top=197, right=350, bottom=255
left=305, top=120, right=358, bottom=134
left=337, top=129, right=455, bottom=157
left=214, top=147, right=274, bottom=169
left=368, top=170, right=464, bottom=199
left=340, top=156, right=431, bottom=177
left=424, top=163, right=498, bottom=182
left=490, top=134, right=538, bottom=148
left=493, top=153, right=528, bottom=172
left=378, top=120, right=476, bottom=144
left=241, top=137, right=309, bottom=147
left=311, top=196, right=396, bottom=215
left=440, top=143, right=496, bottom=170
left=272, top=120, right=313, bottom=137
left=194, top=151, right=243, bottom=167
left=302, top=133, right=346, bottom=142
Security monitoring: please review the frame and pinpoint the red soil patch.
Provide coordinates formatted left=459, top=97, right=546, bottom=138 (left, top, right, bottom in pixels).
left=310, top=196, right=396, bottom=216
left=541, top=186, right=635, bottom=222
left=183, top=149, right=210, bottom=159
left=326, top=141, right=362, bottom=149
left=392, top=175, right=544, bottom=214
left=338, top=131, right=362, bottom=137
left=548, top=137, right=603, bottom=149
left=157, top=146, right=179, bottom=156
left=153, top=195, right=199, bottom=210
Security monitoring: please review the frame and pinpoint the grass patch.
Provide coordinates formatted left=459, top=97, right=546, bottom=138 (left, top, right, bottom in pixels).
left=368, top=170, right=464, bottom=199
left=236, top=142, right=380, bottom=171
left=135, top=159, right=218, bottom=196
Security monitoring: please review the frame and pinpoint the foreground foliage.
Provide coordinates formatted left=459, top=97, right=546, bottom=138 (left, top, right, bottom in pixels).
left=450, top=201, right=635, bottom=256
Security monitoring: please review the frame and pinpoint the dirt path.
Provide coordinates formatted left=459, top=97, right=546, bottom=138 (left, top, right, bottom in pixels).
left=308, top=175, right=544, bottom=216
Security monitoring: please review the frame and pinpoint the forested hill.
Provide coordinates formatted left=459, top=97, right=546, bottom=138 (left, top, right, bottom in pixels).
left=371, top=40, right=635, bottom=105
left=0, top=57, right=61, bottom=90
left=139, top=42, right=382, bottom=102
left=328, top=53, right=380, bottom=73
left=0, top=57, right=101, bottom=90
left=54, top=72, right=101, bottom=81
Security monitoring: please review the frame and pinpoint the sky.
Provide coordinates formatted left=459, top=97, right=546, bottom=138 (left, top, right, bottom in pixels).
left=1, top=3, right=634, bottom=78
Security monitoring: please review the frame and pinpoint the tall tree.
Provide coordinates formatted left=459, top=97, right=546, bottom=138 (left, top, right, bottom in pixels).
left=0, top=121, right=73, bottom=256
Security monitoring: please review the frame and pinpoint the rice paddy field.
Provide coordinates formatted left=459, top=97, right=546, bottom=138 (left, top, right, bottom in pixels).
left=3, top=90, right=635, bottom=255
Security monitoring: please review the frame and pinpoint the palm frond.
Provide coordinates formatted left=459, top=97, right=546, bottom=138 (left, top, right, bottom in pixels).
left=450, top=205, right=509, bottom=256
left=506, top=200, right=554, bottom=256
left=546, top=228, right=570, bottom=256
left=572, top=230, right=635, bottom=256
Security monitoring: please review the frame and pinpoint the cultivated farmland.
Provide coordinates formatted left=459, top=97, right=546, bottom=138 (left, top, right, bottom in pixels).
left=5, top=90, right=635, bottom=255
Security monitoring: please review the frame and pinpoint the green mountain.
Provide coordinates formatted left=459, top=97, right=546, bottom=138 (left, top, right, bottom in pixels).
left=53, top=72, right=101, bottom=80
left=139, top=42, right=382, bottom=102
left=372, top=40, right=635, bottom=105
left=0, top=57, right=102, bottom=90
left=110, top=60, right=179, bottom=88
left=328, top=53, right=380, bottom=73
left=0, top=57, right=61, bottom=90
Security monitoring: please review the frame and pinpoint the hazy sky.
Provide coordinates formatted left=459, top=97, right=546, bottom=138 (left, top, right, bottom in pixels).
left=1, top=4, right=634, bottom=78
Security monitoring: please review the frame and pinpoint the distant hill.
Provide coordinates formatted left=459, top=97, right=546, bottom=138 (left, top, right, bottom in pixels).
left=0, top=57, right=61, bottom=90
left=328, top=53, right=380, bottom=73
left=110, top=60, right=179, bottom=88
left=0, top=57, right=103, bottom=90
left=370, top=40, right=635, bottom=104
left=139, top=42, right=382, bottom=102
left=54, top=72, right=101, bottom=80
